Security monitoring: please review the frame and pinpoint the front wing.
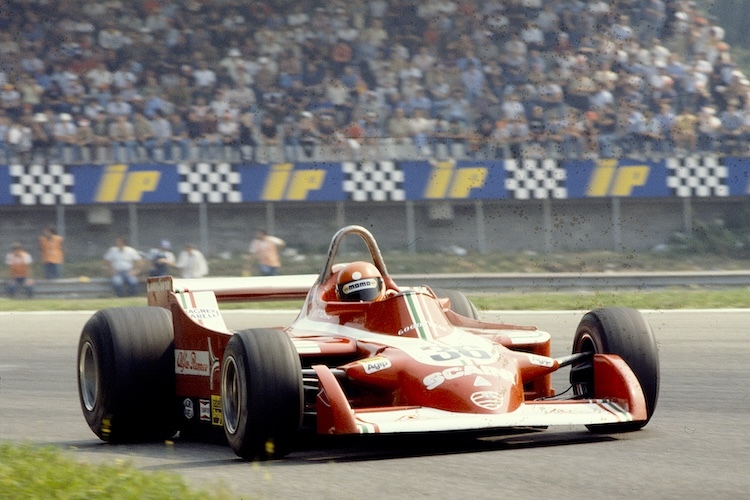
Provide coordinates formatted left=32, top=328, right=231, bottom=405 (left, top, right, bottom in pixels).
left=313, top=354, right=648, bottom=435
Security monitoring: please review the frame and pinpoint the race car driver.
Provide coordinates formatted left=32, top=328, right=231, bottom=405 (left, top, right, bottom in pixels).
left=336, top=261, right=386, bottom=302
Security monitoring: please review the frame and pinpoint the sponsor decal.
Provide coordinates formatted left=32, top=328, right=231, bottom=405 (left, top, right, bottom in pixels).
left=186, top=307, right=221, bottom=320
left=528, top=354, right=554, bottom=367
left=471, top=391, right=505, bottom=410
left=341, top=278, right=378, bottom=295
left=359, top=356, right=392, bottom=374
left=175, top=350, right=210, bottom=376
left=423, top=364, right=514, bottom=390
left=293, top=340, right=322, bottom=354
left=183, top=398, right=194, bottom=420
left=397, top=321, right=451, bottom=336
left=199, top=399, right=211, bottom=422
left=310, top=309, right=334, bottom=320
left=211, top=395, right=223, bottom=426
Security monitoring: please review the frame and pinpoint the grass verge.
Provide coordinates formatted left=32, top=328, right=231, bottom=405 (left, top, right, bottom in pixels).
left=0, top=442, right=229, bottom=499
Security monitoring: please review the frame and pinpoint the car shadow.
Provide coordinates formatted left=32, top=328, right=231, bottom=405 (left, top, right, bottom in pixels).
left=52, top=429, right=616, bottom=469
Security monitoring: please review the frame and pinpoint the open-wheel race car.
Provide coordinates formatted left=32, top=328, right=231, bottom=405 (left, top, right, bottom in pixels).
left=77, top=225, right=660, bottom=460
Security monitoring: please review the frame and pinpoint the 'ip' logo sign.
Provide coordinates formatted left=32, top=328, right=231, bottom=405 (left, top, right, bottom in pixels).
left=586, top=159, right=650, bottom=197
left=95, top=165, right=161, bottom=202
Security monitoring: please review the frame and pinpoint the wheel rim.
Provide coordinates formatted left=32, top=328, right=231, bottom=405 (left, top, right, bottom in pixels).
left=222, top=355, right=241, bottom=435
left=571, top=332, right=596, bottom=397
left=79, top=341, right=98, bottom=412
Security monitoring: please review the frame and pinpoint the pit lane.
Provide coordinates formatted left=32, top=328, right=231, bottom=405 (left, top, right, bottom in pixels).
left=1, top=310, right=747, bottom=498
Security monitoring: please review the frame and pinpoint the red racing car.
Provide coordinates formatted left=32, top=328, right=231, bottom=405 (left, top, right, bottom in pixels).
left=77, top=225, right=660, bottom=460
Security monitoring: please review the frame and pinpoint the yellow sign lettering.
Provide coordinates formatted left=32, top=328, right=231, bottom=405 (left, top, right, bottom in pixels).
left=587, top=160, right=650, bottom=197
left=95, top=165, right=160, bottom=202
left=449, top=168, right=487, bottom=198
left=611, top=166, right=649, bottom=196
left=261, top=163, right=325, bottom=201
left=261, top=163, right=293, bottom=201
left=286, top=170, right=326, bottom=200
left=424, top=161, right=488, bottom=199
left=425, top=161, right=455, bottom=199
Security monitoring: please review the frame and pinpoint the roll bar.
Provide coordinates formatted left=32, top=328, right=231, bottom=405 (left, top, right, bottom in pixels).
left=317, top=225, right=391, bottom=286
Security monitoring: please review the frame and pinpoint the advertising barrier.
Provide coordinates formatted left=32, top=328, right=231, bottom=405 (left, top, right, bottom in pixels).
left=2, top=156, right=749, bottom=206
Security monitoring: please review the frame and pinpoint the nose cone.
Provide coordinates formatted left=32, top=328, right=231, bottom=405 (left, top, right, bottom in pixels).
left=412, top=362, right=525, bottom=414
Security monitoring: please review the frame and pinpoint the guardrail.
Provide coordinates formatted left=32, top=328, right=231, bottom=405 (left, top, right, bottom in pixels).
left=4, top=271, right=750, bottom=299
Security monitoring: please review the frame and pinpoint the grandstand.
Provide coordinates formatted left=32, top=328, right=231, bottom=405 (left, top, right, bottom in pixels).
left=0, top=0, right=745, bottom=164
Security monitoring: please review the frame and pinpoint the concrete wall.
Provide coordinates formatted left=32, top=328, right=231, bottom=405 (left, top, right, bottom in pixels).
left=0, top=197, right=740, bottom=261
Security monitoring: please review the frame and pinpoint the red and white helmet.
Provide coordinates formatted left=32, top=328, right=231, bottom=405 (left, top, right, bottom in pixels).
left=336, top=261, right=385, bottom=302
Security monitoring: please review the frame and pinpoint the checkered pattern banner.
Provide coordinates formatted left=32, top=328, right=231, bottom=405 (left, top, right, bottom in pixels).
left=504, top=159, right=568, bottom=200
left=9, top=163, right=76, bottom=205
left=342, top=161, right=405, bottom=202
left=177, top=162, right=242, bottom=203
left=666, top=156, right=729, bottom=197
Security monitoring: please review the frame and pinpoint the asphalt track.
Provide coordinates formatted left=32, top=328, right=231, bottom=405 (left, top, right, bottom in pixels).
left=1, top=309, right=748, bottom=499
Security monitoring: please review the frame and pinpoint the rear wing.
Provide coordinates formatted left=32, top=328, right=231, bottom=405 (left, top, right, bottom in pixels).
left=146, top=274, right=318, bottom=308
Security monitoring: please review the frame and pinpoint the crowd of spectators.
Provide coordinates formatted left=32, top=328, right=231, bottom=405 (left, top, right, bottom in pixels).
left=0, top=0, right=748, bottom=165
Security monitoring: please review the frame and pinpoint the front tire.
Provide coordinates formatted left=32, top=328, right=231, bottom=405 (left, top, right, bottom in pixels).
left=570, top=307, right=660, bottom=432
left=222, top=328, right=303, bottom=460
left=77, top=307, right=176, bottom=442
left=432, top=288, right=480, bottom=319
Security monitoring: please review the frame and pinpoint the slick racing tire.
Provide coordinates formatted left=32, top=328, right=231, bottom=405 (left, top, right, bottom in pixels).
left=77, top=306, right=176, bottom=442
left=433, top=288, right=480, bottom=319
left=570, top=307, right=660, bottom=433
left=221, top=328, right=303, bottom=460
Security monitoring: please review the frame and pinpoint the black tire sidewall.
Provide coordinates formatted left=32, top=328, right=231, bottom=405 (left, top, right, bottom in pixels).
left=222, top=329, right=303, bottom=460
left=573, top=307, right=660, bottom=421
left=77, top=307, right=175, bottom=442
left=432, top=288, right=480, bottom=319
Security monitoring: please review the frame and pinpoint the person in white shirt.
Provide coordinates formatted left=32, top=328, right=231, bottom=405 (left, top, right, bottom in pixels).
left=103, top=237, right=142, bottom=297
left=176, top=244, right=209, bottom=278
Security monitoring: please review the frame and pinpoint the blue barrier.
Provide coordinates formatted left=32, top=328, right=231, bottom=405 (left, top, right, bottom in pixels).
left=1, top=156, right=749, bottom=206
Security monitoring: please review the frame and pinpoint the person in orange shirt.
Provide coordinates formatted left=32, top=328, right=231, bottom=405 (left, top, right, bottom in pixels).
left=39, top=225, right=64, bottom=279
left=248, top=229, right=285, bottom=276
left=5, top=242, right=34, bottom=298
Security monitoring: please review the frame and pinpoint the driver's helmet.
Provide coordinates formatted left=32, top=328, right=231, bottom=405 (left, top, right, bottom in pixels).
left=336, top=261, right=385, bottom=302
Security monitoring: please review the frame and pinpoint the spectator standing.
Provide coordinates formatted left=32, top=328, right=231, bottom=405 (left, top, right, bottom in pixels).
left=74, top=118, right=95, bottom=162
left=5, top=242, right=34, bottom=298
left=109, top=115, right=137, bottom=162
left=39, top=226, right=64, bottom=279
left=673, top=107, right=698, bottom=155
left=697, top=106, right=721, bottom=153
left=53, top=113, right=77, bottom=161
left=176, top=244, right=209, bottom=278
left=238, top=109, right=257, bottom=162
left=147, top=240, right=176, bottom=277
left=258, top=114, right=281, bottom=160
left=30, top=112, right=52, bottom=161
left=167, top=112, right=191, bottom=161
left=133, top=111, right=157, bottom=160
left=91, top=112, right=112, bottom=162
left=218, top=111, right=241, bottom=160
left=103, top=236, right=142, bottom=297
left=249, top=229, right=285, bottom=276
left=151, top=110, right=173, bottom=161
left=719, top=101, right=744, bottom=155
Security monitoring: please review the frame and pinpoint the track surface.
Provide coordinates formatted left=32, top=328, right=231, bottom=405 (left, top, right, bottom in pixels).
left=1, top=309, right=748, bottom=499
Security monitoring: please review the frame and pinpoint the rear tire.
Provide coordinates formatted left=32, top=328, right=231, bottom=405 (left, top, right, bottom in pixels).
left=570, top=307, right=660, bottom=432
left=77, top=307, right=176, bottom=442
left=432, top=288, right=479, bottom=319
left=222, top=328, right=303, bottom=460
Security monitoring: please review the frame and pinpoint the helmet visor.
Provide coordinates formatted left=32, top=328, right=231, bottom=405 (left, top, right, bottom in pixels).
left=338, top=277, right=383, bottom=301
